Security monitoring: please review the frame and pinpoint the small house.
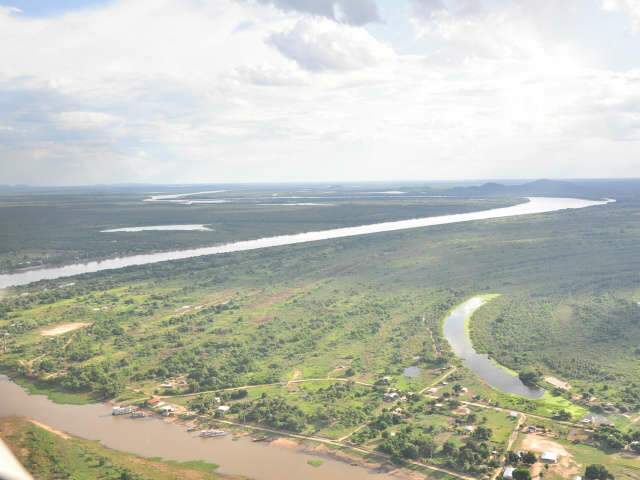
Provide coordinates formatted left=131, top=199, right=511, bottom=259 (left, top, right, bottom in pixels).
left=159, top=405, right=175, bottom=416
left=217, top=405, right=231, bottom=414
left=540, top=451, right=558, bottom=464
left=383, top=392, right=400, bottom=402
left=503, top=467, right=515, bottom=479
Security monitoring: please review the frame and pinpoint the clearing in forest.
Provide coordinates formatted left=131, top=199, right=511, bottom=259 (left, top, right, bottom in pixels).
left=41, top=322, right=91, bottom=336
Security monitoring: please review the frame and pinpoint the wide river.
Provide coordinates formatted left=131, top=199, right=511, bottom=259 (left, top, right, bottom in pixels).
left=0, top=376, right=399, bottom=480
left=443, top=297, right=545, bottom=399
left=0, top=197, right=613, bottom=289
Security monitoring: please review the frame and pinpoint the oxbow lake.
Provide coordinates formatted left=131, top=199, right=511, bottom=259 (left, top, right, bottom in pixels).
left=443, top=297, right=545, bottom=399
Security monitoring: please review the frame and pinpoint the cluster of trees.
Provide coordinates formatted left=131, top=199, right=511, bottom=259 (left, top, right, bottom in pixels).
left=149, top=342, right=258, bottom=392
left=378, top=427, right=437, bottom=463
left=234, top=394, right=308, bottom=432
left=471, top=294, right=640, bottom=403
left=552, top=409, right=572, bottom=421
left=518, top=368, right=543, bottom=387
left=585, top=464, right=615, bottom=480
left=188, top=390, right=249, bottom=414
left=58, top=362, right=126, bottom=399
left=506, top=450, right=537, bottom=465
left=377, top=425, right=496, bottom=474
left=620, top=383, right=640, bottom=409
left=312, top=381, right=363, bottom=401
left=593, top=424, right=640, bottom=451
left=310, top=404, right=370, bottom=428
left=350, top=410, right=405, bottom=445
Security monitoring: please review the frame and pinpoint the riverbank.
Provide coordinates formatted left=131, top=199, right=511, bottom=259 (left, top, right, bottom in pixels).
left=0, top=376, right=434, bottom=480
left=0, top=416, right=233, bottom=480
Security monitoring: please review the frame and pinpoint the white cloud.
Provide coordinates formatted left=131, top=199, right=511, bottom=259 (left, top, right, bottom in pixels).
left=0, top=0, right=638, bottom=184
left=256, top=0, right=381, bottom=25
left=230, top=64, right=310, bottom=86
left=53, top=111, right=122, bottom=130
left=602, top=0, right=640, bottom=31
left=410, top=0, right=582, bottom=61
left=269, top=17, right=394, bottom=71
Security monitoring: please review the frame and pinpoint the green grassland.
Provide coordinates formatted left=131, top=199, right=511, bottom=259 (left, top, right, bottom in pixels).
left=0, top=417, right=232, bottom=480
left=1, top=187, right=640, bottom=477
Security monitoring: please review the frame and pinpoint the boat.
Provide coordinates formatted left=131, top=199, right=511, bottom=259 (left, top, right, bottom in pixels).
left=112, top=406, right=134, bottom=416
left=199, top=429, right=227, bottom=437
left=130, top=411, right=146, bottom=418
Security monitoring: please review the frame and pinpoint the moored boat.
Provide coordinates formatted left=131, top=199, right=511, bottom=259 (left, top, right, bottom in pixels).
left=199, top=429, right=227, bottom=437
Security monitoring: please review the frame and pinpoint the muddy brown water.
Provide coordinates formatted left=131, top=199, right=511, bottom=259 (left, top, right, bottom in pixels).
left=0, top=376, right=401, bottom=480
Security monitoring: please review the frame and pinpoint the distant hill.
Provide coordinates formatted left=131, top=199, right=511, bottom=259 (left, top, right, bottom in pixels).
left=440, top=179, right=639, bottom=200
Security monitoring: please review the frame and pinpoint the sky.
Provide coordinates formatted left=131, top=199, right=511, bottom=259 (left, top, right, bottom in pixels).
left=0, top=0, right=639, bottom=185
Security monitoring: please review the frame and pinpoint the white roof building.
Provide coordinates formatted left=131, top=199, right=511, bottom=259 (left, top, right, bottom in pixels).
left=541, top=451, right=559, bottom=463
left=383, top=392, right=400, bottom=401
left=217, top=405, right=231, bottom=413
left=503, top=467, right=515, bottom=479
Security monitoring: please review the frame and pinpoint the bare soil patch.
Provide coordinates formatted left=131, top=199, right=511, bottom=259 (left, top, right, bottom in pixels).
left=271, top=438, right=299, bottom=449
left=545, top=376, right=571, bottom=390
left=452, top=406, right=471, bottom=416
left=520, top=434, right=580, bottom=479
left=41, top=322, right=90, bottom=336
